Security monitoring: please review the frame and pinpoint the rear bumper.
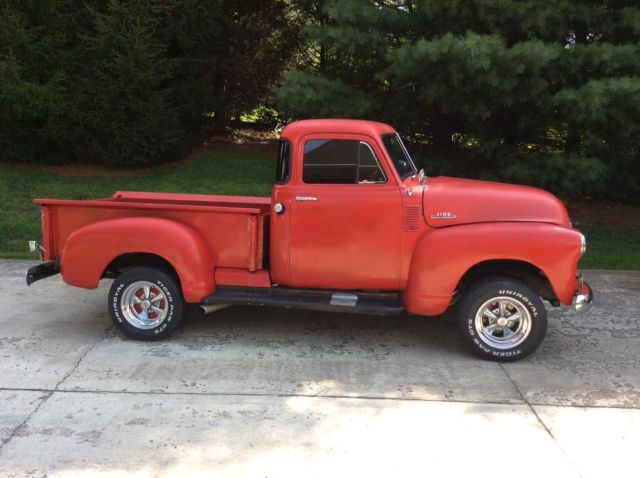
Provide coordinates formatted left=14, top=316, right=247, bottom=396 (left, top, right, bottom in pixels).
left=26, top=261, right=60, bottom=286
left=572, top=275, right=593, bottom=313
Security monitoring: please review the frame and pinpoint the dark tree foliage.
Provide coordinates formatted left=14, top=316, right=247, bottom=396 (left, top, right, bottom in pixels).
left=276, top=0, right=640, bottom=203
left=2, top=0, right=639, bottom=203
left=0, top=0, right=295, bottom=165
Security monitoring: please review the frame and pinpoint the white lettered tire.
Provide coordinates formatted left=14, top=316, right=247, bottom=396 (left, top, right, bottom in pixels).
left=457, top=277, right=547, bottom=362
left=109, top=267, right=186, bottom=340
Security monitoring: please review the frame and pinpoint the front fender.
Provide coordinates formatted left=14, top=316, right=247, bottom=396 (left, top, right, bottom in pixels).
left=403, top=222, right=583, bottom=315
left=61, top=217, right=214, bottom=303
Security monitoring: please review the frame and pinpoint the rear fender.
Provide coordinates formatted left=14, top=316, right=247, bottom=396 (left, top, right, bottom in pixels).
left=61, top=217, right=214, bottom=303
left=403, top=222, right=583, bottom=315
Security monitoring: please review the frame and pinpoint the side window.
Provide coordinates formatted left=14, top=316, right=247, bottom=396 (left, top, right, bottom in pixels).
left=276, top=140, right=290, bottom=184
left=303, top=139, right=386, bottom=184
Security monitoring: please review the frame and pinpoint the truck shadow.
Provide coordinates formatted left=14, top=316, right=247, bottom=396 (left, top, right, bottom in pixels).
left=182, top=304, right=466, bottom=357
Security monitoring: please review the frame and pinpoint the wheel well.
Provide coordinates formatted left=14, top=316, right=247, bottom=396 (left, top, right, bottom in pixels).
left=456, top=260, right=558, bottom=305
left=102, top=253, right=179, bottom=284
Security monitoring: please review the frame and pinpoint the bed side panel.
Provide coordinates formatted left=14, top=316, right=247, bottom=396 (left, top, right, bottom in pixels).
left=44, top=203, right=263, bottom=270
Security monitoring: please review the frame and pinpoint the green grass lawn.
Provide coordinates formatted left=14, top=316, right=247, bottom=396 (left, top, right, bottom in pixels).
left=1, top=150, right=638, bottom=269
left=578, top=224, right=640, bottom=270
left=0, top=151, right=274, bottom=259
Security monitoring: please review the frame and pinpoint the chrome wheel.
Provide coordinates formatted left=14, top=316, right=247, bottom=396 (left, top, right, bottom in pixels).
left=120, top=281, right=169, bottom=330
left=474, top=296, right=532, bottom=349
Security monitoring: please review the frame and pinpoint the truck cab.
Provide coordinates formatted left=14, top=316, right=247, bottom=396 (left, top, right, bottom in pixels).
left=271, top=120, right=410, bottom=290
left=27, top=119, right=592, bottom=361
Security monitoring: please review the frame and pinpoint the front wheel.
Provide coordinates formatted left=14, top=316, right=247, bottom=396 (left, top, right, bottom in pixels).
left=108, top=266, right=186, bottom=340
left=457, top=277, right=547, bottom=362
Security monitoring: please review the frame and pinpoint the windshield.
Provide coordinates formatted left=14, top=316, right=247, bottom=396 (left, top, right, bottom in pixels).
left=381, top=133, right=417, bottom=179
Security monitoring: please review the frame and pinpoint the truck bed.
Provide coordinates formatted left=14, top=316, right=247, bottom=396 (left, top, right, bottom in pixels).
left=35, top=191, right=271, bottom=272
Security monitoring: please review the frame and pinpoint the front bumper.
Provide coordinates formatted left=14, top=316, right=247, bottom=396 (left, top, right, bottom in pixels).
left=572, top=275, right=593, bottom=313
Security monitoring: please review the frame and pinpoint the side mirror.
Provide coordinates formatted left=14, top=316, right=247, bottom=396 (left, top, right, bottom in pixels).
left=419, top=168, right=426, bottom=185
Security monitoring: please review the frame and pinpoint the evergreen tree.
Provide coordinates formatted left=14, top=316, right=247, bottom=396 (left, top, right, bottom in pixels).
left=276, top=0, right=640, bottom=202
left=65, top=1, right=181, bottom=165
left=0, top=0, right=74, bottom=161
left=0, top=0, right=295, bottom=165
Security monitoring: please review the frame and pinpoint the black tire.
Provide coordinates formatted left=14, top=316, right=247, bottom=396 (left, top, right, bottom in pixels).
left=108, top=266, right=186, bottom=341
left=456, top=277, right=547, bottom=362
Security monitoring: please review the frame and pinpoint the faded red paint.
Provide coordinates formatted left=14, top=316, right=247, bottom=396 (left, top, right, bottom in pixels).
left=33, top=119, right=586, bottom=313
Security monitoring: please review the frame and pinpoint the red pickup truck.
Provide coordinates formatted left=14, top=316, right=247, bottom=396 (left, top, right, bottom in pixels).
left=27, top=119, right=592, bottom=361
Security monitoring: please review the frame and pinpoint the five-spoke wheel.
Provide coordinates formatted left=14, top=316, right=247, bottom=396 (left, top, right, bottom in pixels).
left=457, top=277, right=547, bottom=361
left=120, top=281, right=170, bottom=330
left=109, top=267, right=186, bottom=340
left=474, top=296, right=532, bottom=350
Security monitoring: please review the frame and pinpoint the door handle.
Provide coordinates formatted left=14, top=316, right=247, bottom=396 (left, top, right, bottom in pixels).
left=295, top=196, right=318, bottom=202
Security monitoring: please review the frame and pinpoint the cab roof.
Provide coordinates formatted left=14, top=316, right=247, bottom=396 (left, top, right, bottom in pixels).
left=281, top=119, right=396, bottom=141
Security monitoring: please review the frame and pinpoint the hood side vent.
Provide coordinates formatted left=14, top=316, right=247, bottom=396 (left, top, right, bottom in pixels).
left=403, top=206, right=420, bottom=232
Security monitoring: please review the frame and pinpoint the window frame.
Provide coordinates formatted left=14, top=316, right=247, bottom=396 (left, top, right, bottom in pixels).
left=301, top=138, right=388, bottom=186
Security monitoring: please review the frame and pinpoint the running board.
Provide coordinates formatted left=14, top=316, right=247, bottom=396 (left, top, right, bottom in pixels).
left=201, top=286, right=405, bottom=316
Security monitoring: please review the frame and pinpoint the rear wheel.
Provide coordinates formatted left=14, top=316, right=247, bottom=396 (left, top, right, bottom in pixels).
left=109, top=266, right=185, bottom=340
left=457, top=277, right=547, bottom=362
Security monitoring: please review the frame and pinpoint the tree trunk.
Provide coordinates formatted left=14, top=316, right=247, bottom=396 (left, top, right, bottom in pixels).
left=564, top=26, right=588, bottom=155
left=432, top=118, right=453, bottom=151
left=564, top=123, right=581, bottom=155
left=212, top=73, right=227, bottom=134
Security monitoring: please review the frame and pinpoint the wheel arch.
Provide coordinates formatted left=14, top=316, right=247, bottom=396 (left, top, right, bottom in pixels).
left=455, top=259, right=558, bottom=306
left=103, top=252, right=180, bottom=284
left=60, top=217, right=215, bottom=302
left=402, top=222, right=582, bottom=316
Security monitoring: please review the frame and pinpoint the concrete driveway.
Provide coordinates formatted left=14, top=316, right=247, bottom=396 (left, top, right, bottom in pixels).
left=0, top=260, right=638, bottom=477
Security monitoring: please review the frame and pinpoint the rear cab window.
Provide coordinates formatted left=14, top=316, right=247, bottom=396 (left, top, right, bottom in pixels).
left=276, top=140, right=291, bottom=184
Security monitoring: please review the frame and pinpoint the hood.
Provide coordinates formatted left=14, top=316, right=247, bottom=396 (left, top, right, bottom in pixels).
left=423, top=177, right=570, bottom=228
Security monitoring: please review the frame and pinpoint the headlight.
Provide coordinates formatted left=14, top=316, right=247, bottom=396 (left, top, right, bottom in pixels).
left=580, top=233, right=587, bottom=256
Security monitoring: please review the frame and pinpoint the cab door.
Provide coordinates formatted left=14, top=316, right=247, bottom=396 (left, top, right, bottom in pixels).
left=288, top=134, right=402, bottom=290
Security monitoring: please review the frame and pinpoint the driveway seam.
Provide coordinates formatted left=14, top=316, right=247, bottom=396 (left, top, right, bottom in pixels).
left=53, top=324, right=115, bottom=390
left=1, top=386, right=637, bottom=410
left=0, top=387, right=525, bottom=406
left=0, top=390, right=52, bottom=451
left=499, top=363, right=584, bottom=478
left=1, top=385, right=637, bottom=411
left=0, top=324, right=113, bottom=455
